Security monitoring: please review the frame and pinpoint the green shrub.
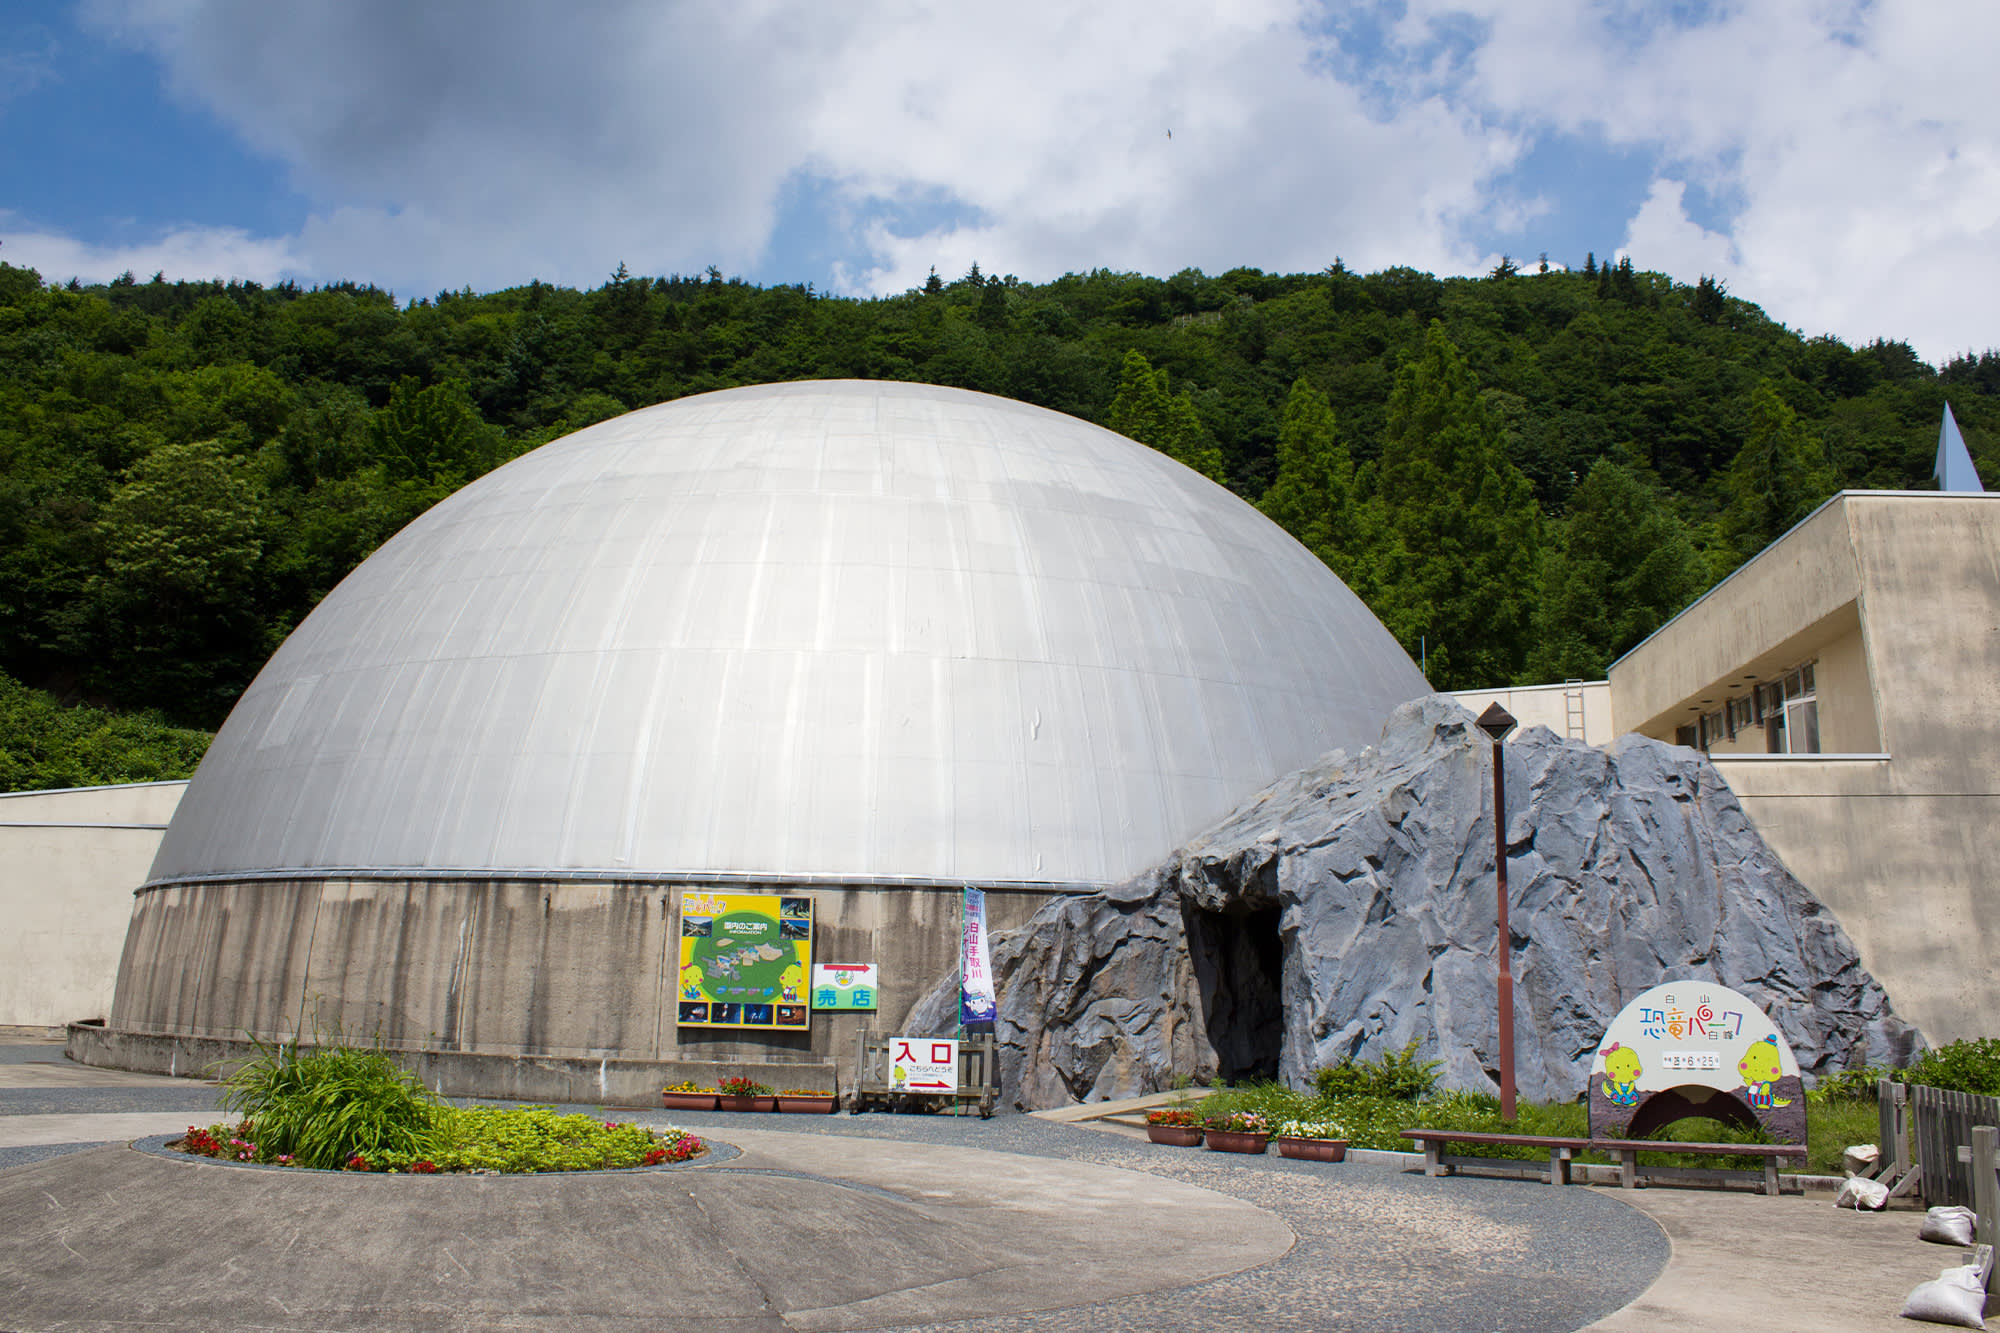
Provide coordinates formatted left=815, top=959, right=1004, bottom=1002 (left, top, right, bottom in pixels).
left=1808, top=1066, right=1896, bottom=1103
left=376, top=1106, right=693, bottom=1173
left=0, top=669, right=211, bottom=790
left=1312, top=1041, right=1441, bottom=1101
left=1900, top=1040, right=2000, bottom=1097
left=220, top=1041, right=438, bottom=1170
left=1194, top=1080, right=1318, bottom=1128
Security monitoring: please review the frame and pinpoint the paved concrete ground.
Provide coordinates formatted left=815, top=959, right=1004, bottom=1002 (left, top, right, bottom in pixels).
left=1584, top=1186, right=1962, bottom=1332
left=0, top=1040, right=1976, bottom=1330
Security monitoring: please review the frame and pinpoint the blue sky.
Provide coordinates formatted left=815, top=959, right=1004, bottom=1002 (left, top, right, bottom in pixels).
left=3, top=1, right=1994, bottom=362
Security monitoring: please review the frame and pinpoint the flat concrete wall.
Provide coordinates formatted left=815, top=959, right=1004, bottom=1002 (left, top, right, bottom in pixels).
left=91, top=874, right=1054, bottom=1093
left=0, top=782, right=183, bottom=1031
left=1448, top=681, right=1612, bottom=746
left=1613, top=493, right=2000, bottom=1044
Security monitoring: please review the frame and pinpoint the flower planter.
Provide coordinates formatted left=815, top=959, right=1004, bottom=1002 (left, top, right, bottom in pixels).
left=1277, top=1136, right=1348, bottom=1162
left=776, top=1096, right=836, bottom=1114
left=661, top=1092, right=718, bottom=1112
left=1146, top=1124, right=1205, bottom=1147
left=717, top=1095, right=776, bottom=1112
left=1204, top=1130, right=1269, bottom=1155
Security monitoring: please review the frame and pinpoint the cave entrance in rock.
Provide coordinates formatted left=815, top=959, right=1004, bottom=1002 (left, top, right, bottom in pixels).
left=1185, top=903, right=1284, bottom=1084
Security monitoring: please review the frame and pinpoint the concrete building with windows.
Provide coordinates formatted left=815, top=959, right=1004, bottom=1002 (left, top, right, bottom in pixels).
left=1608, top=488, right=2000, bottom=1044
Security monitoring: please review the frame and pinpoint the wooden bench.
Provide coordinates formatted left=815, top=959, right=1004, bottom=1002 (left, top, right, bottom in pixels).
left=1590, top=1137, right=1808, bottom=1197
left=1403, top=1129, right=1810, bottom=1195
left=1403, top=1130, right=1591, bottom=1185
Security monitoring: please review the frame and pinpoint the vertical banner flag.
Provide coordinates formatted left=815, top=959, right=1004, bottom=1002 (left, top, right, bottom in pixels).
left=961, top=886, right=997, bottom=1030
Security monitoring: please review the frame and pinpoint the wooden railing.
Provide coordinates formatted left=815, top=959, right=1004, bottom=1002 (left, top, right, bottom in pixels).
left=849, top=1027, right=999, bottom=1117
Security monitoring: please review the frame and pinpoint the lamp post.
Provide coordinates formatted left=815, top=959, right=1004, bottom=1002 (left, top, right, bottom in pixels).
left=1475, top=702, right=1518, bottom=1122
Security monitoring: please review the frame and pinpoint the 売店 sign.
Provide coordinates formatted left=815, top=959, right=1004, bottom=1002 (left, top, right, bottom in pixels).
left=891, top=1037, right=958, bottom=1094
left=811, top=963, right=879, bottom=1011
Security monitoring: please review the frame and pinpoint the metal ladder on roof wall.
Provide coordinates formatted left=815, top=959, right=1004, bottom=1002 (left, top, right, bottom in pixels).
left=1564, top=679, right=1586, bottom=742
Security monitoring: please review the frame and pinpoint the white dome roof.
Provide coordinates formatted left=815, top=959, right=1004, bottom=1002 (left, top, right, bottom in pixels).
left=152, top=380, right=1426, bottom=887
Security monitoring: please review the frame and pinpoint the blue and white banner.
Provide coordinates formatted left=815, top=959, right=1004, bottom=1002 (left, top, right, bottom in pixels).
left=960, top=887, right=997, bottom=1029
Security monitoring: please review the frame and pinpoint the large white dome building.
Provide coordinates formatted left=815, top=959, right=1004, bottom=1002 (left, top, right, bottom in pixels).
left=91, top=380, right=1427, bottom=1098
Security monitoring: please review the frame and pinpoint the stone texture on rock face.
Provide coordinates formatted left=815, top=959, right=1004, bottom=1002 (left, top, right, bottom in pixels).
left=920, top=695, right=1920, bottom=1110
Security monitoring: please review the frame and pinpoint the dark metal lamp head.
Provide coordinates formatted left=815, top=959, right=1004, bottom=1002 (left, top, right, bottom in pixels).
left=1475, top=702, right=1517, bottom=743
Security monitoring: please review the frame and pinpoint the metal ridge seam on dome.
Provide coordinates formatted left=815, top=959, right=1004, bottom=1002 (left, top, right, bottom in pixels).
left=134, top=865, right=1114, bottom=895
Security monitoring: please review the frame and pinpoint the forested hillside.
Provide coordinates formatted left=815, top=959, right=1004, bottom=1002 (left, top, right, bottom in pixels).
left=2, top=254, right=1994, bottom=783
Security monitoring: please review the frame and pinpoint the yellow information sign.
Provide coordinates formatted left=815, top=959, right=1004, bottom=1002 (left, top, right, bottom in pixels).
left=675, top=891, right=813, bottom=1031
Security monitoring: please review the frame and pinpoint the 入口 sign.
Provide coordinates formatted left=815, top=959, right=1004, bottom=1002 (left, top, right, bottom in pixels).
left=891, top=1037, right=958, bottom=1094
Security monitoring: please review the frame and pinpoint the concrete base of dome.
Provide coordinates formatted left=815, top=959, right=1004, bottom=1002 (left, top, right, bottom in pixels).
left=64, top=1022, right=833, bottom=1106
left=91, top=873, right=1068, bottom=1099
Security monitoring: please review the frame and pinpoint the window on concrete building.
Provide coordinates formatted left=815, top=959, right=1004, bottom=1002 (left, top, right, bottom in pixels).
left=1762, top=664, right=1819, bottom=754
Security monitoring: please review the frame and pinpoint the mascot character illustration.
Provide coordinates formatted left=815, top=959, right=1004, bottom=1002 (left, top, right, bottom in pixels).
left=679, top=963, right=706, bottom=1001
left=1599, top=1042, right=1643, bottom=1107
left=1738, top=1035, right=1795, bottom=1108
left=779, top=963, right=805, bottom=1002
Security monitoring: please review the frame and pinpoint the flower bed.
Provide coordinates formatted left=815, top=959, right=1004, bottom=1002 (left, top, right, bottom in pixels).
left=662, top=1081, right=719, bottom=1111
left=775, top=1089, right=836, bottom=1114
left=1204, top=1110, right=1269, bottom=1154
left=1275, top=1118, right=1350, bottom=1162
left=170, top=1107, right=705, bottom=1174
left=1144, top=1106, right=1205, bottom=1146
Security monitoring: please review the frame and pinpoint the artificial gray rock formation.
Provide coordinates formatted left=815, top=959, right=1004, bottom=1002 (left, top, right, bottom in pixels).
left=909, top=695, right=1921, bottom=1109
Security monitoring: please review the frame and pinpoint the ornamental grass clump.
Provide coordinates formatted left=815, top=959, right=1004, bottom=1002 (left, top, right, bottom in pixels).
left=220, top=1040, right=438, bottom=1171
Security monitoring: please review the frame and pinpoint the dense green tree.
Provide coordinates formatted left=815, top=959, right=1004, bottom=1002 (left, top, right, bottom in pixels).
left=0, top=254, right=1991, bottom=748
left=1719, top=379, right=1841, bottom=564
left=369, top=376, right=503, bottom=487
left=79, top=439, right=272, bottom=722
left=1363, top=324, right=1542, bottom=688
left=1528, top=459, right=1705, bottom=680
left=1257, top=377, right=1361, bottom=581
left=1105, top=349, right=1228, bottom=482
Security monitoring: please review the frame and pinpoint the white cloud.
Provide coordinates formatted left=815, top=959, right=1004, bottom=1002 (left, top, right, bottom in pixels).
left=1620, top=178, right=1737, bottom=281
left=0, top=219, right=298, bottom=287
left=41, top=0, right=2000, bottom=360
left=1414, top=0, right=2000, bottom=360
left=75, top=0, right=1515, bottom=298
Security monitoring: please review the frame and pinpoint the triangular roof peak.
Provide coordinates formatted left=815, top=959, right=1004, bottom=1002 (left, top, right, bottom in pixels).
left=1936, top=403, right=1985, bottom=493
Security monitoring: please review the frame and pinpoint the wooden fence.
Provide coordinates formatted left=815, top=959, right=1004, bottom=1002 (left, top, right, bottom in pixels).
left=1909, top=1082, right=2000, bottom=1208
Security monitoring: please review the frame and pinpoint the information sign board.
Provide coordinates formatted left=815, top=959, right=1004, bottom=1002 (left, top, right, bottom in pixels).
left=676, top=891, right=812, bottom=1031
left=810, top=963, right=879, bottom=1011
left=1589, top=980, right=1805, bottom=1143
left=891, top=1037, right=958, bottom=1094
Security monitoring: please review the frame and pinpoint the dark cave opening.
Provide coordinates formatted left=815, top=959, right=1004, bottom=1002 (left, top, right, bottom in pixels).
left=1185, top=902, right=1285, bottom=1084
